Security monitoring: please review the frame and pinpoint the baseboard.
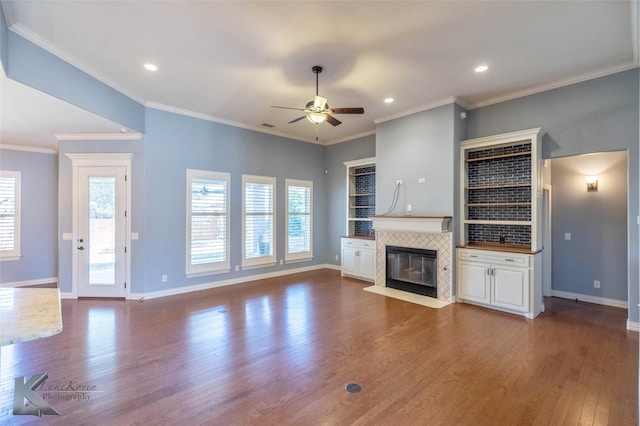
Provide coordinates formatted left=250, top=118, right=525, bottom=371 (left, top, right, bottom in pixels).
left=129, top=263, right=333, bottom=301
left=626, top=320, right=640, bottom=332
left=0, top=277, right=58, bottom=287
left=325, top=263, right=341, bottom=271
left=551, top=290, right=628, bottom=309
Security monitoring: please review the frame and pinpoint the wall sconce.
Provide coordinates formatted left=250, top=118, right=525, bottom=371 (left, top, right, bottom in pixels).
left=586, top=176, right=598, bottom=192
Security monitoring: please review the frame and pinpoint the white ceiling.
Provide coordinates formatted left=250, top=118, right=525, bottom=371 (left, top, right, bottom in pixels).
left=1, top=0, right=638, bottom=150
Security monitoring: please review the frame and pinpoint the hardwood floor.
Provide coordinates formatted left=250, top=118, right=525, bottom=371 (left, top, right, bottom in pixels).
left=1, top=269, right=637, bottom=425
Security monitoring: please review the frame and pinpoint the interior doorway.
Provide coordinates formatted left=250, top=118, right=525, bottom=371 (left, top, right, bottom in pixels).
left=548, top=150, right=628, bottom=308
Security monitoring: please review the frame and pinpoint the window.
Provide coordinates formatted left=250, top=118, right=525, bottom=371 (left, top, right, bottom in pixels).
left=286, top=179, right=312, bottom=262
left=242, top=175, right=276, bottom=268
left=0, top=171, right=21, bottom=261
left=186, top=170, right=230, bottom=277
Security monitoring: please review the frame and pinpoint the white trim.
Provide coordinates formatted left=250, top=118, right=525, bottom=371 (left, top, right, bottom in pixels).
left=0, top=170, right=21, bottom=260
left=146, top=101, right=317, bottom=144
left=551, top=290, right=629, bottom=310
left=626, top=320, right=639, bottom=332
left=242, top=175, right=277, bottom=269
left=186, top=169, right=231, bottom=277
left=55, top=133, right=142, bottom=141
left=0, top=277, right=58, bottom=287
left=343, top=157, right=376, bottom=168
left=8, top=24, right=146, bottom=105
left=0, top=144, right=57, bottom=154
left=66, top=153, right=133, bottom=299
left=285, top=178, right=313, bottom=262
left=60, top=292, right=75, bottom=299
left=129, top=264, right=331, bottom=301
left=324, top=130, right=376, bottom=146
left=374, top=97, right=461, bottom=124
left=371, top=216, right=452, bottom=234
left=466, top=63, right=639, bottom=110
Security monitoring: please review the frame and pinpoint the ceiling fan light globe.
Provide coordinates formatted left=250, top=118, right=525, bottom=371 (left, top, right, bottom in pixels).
left=307, top=112, right=327, bottom=124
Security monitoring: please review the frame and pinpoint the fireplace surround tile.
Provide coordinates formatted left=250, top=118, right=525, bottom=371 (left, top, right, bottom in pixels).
left=375, top=230, right=453, bottom=302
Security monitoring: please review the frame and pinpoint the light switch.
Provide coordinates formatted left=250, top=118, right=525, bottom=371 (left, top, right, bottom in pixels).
left=131, top=232, right=139, bottom=240
left=564, top=233, right=571, bottom=240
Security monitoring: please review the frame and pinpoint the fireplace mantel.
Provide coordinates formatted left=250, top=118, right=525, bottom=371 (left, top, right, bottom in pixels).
left=371, top=215, right=452, bottom=234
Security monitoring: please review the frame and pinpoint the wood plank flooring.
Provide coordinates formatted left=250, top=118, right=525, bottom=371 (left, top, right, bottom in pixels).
left=1, top=269, right=637, bottom=425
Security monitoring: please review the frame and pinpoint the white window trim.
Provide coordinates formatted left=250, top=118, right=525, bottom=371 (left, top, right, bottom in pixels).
left=0, top=170, right=21, bottom=261
left=242, top=175, right=277, bottom=269
left=285, top=178, right=313, bottom=263
left=186, top=169, right=230, bottom=278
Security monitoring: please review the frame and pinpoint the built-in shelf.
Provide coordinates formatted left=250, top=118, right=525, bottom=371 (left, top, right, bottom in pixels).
left=345, top=157, right=376, bottom=238
left=466, top=183, right=531, bottom=190
left=466, top=202, right=532, bottom=207
left=465, top=151, right=532, bottom=163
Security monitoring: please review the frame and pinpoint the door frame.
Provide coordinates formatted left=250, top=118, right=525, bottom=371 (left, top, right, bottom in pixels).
left=66, top=153, right=133, bottom=299
left=542, top=184, right=552, bottom=297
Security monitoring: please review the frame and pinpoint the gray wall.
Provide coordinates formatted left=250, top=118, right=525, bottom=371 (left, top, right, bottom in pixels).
left=324, top=135, right=376, bottom=266
left=551, top=151, right=627, bottom=301
left=376, top=103, right=458, bottom=217
left=142, top=108, right=328, bottom=293
left=466, top=68, right=639, bottom=318
left=0, top=149, right=58, bottom=284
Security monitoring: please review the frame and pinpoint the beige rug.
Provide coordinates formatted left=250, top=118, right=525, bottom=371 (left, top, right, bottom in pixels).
left=363, top=286, right=450, bottom=309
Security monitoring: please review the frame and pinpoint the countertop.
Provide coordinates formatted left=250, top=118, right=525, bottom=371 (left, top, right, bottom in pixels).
left=457, top=243, right=542, bottom=255
left=0, top=288, right=63, bottom=346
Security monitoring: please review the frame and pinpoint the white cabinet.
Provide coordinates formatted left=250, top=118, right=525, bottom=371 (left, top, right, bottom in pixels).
left=457, top=248, right=541, bottom=318
left=341, top=238, right=375, bottom=282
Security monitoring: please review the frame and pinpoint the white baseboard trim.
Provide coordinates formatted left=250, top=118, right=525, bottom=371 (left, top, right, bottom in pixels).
left=325, top=264, right=341, bottom=271
left=60, top=292, right=76, bottom=299
left=551, top=290, right=628, bottom=309
left=128, top=263, right=333, bottom=301
left=626, top=320, right=640, bottom=332
left=0, top=277, right=58, bottom=287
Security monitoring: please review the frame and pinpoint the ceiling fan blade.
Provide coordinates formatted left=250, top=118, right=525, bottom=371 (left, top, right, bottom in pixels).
left=314, top=95, right=328, bottom=110
left=330, top=107, right=364, bottom=114
left=288, top=116, right=307, bottom=124
left=272, top=105, right=306, bottom=111
left=326, top=114, right=342, bottom=126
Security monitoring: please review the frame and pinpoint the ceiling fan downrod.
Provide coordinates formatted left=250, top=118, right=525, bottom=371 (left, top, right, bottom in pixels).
left=312, top=65, right=322, bottom=96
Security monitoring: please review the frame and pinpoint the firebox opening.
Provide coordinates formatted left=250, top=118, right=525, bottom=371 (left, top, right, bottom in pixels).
left=386, top=246, right=437, bottom=298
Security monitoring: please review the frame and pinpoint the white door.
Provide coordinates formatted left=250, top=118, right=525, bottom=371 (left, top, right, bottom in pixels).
left=77, top=166, right=127, bottom=297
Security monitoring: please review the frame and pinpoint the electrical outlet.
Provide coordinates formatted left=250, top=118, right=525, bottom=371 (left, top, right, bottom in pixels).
left=594, top=280, right=601, bottom=288
left=335, top=254, right=339, bottom=261
left=235, top=265, right=239, bottom=271
left=564, top=233, right=572, bottom=240
left=280, top=259, right=284, bottom=265
left=162, top=274, right=167, bottom=282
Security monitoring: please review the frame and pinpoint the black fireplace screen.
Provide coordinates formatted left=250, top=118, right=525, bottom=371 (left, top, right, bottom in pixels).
left=386, top=246, right=437, bottom=298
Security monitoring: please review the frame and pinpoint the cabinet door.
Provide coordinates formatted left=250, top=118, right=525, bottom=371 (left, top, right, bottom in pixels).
left=492, top=265, right=529, bottom=312
left=341, top=246, right=358, bottom=275
left=357, top=249, right=375, bottom=280
left=458, top=261, right=490, bottom=304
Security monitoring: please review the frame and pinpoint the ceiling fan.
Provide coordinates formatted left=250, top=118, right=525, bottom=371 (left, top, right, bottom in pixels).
left=272, top=65, right=364, bottom=126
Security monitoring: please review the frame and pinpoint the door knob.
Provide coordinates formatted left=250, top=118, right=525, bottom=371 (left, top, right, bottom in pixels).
left=78, top=246, right=85, bottom=250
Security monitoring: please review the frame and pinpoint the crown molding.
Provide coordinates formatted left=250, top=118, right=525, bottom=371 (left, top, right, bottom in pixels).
left=324, top=129, right=376, bottom=146
left=374, top=97, right=462, bottom=125
left=8, top=23, right=146, bottom=105
left=467, top=62, right=639, bottom=110
left=55, top=133, right=142, bottom=141
left=0, top=143, right=57, bottom=154
left=146, top=101, right=317, bottom=144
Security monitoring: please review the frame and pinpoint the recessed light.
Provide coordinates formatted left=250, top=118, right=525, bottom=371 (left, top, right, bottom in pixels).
left=144, top=63, right=158, bottom=71
left=475, top=65, right=488, bottom=73
left=384, top=97, right=394, bottom=103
